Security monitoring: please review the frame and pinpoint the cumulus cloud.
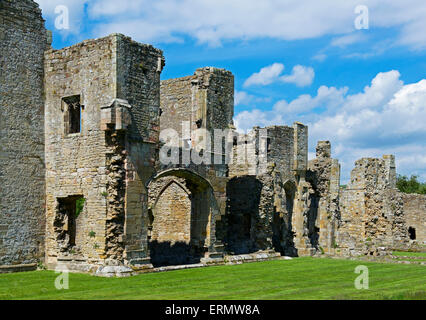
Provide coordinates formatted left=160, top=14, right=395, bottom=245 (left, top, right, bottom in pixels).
left=35, top=0, right=426, bottom=49
left=235, top=71, right=426, bottom=182
left=36, top=0, right=88, bottom=35
left=281, top=65, right=315, bottom=87
left=244, top=63, right=314, bottom=88
left=243, top=63, right=285, bottom=87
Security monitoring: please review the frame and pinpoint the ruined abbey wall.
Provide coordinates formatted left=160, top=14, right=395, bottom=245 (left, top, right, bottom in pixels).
left=307, top=141, right=341, bottom=255
left=160, top=67, right=234, bottom=149
left=403, top=193, right=426, bottom=244
left=44, top=34, right=165, bottom=270
left=0, top=0, right=48, bottom=267
left=337, top=156, right=409, bottom=256
left=224, top=123, right=313, bottom=257
left=1, top=0, right=423, bottom=274
left=44, top=35, right=117, bottom=269
left=116, top=36, right=164, bottom=266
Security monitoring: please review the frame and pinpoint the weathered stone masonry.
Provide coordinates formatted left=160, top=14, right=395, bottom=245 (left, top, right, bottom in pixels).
left=44, top=34, right=164, bottom=271
left=0, top=0, right=48, bottom=267
left=1, top=0, right=424, bottom=274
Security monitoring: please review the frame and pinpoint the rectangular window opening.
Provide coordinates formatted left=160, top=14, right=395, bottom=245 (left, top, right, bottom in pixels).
left=63, top=95, right=82, bottom=134
left=57, top=196, right=86, bottom=249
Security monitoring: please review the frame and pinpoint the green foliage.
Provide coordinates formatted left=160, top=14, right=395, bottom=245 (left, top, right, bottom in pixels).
left=89, top=231, right=96, bottom=238
left=37, top=261, right=46, bottom=271
left=75, top=198, right=86, bottom=217
left=396, top=175, right=426, bottom=195
left=100, top=192, right=108, bottom=198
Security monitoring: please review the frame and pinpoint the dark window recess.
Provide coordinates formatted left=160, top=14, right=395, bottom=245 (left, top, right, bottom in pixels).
left=63, top=95, right=82, bottom=134
left=408, top=227, right=416, bottom=240
left=233, top=136, right=238, bottom=146
left=267, top=138, right=272, bottom=153
left=58, top=196, right=85, bottom=248
left=69, top=103, right=81, bottom=133
left=195, top=119, right=203, bottom=129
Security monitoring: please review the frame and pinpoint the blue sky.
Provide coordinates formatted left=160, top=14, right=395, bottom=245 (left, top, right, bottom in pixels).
left=36, top=0, right=426, bottom=183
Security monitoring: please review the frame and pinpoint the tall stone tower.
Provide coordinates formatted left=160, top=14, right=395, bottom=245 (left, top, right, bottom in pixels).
left=0, top=0, right=48, bottom=269
left=44, top=34, right=165, bottom=271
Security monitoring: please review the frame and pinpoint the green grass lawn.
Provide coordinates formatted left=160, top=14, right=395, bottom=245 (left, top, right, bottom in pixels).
left=393, top=251, right=426, bottom=258
left=0, top=258, right=425, bottom=300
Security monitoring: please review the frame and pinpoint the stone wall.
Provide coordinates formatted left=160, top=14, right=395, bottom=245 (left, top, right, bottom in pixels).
left=337, top=156, right=409, bottom=256
left=160, top=67, right=234, bottom=151
left=44, top=34, right=164, bottom=270
left=307, top=141, right=341, bottom=255
left=402, top=193, right=426, bottom=244
left=1, top=2, right=420, bottom=271
left=0, top=0, right=48, bottom=267
left=115, top=35, right=164, bottom=266
left=225, top=123, right=312, bottom=256
left=44, top=35, right=117, bottom=269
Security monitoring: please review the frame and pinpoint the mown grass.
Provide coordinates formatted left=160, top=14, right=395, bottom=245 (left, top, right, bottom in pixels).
left=0, top=258, right=424, bottom=300
left=393, top=251, right=426, bottom=258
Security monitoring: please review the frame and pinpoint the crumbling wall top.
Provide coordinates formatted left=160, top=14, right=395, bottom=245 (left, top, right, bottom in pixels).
left=316, top=141, right=331, bottom=158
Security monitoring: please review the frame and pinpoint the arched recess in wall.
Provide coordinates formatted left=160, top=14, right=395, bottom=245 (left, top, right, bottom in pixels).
left=147, top=169, right=217, bottom=267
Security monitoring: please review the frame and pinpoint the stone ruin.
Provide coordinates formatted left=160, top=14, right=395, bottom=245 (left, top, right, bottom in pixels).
left=0, top=0, right=424, bottom=275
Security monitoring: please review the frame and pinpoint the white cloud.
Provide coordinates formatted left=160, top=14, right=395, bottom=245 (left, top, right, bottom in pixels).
left=235, top=91, right=253, bottom=106
left=235, top=71, right=426, bottom=182
left=330, top=33, right=365, bottom=48
left=35, top=0, right=426, bottom=49
left=342, top=70, right=403, bottom=112
left=244, top=63, right=314, bottom=88
left=235, top=91, right=271, bottom=106
left=281, top=65, right=315, bottom=87
left=312, top=53, right=327, bottom=62
left=84, top=0, right=426, bottom=49
left=36, top=0, right=88, bottom=35
left=243, top=63, right=285, bottom=87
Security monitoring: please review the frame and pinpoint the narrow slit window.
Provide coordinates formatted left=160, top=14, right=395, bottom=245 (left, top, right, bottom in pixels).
left=408, top=227, right=416, bottom=240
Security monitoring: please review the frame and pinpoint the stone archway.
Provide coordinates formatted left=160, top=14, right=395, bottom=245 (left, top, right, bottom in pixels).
left=147, top=169, right=217, bottom=267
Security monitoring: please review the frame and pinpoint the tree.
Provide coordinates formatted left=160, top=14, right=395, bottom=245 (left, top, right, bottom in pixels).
left=396, top=175, right=426, bottom=195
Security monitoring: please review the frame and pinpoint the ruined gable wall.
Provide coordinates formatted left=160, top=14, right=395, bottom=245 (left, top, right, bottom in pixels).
left=402, top=193, right=426, bottom=244
left=337, top=156, right=409, bottom=256
left=0, top=0, right=48, bottom=266
left=160, top=67, right=234, bottom=147
left=44, top=36, right=117, bottom=268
